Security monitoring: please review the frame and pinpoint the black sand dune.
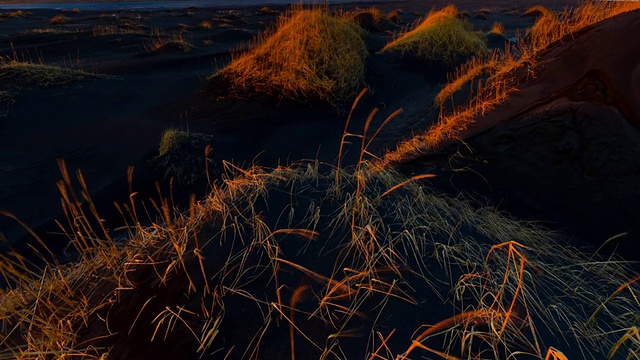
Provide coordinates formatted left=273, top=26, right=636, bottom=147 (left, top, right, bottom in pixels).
left=409, top=9, right=640, bottom=259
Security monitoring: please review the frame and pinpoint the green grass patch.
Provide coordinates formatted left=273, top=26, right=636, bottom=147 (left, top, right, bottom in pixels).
left=380, top=5, right=487, bottom=68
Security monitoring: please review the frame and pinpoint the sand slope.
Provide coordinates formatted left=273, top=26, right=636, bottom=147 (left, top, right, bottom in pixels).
left=426, top=9, right=640, bottom=258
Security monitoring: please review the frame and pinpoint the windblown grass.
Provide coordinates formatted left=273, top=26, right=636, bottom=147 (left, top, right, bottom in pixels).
left=1, top=106, right=638, bottom=359
left=212, top=6, right=367, bottom=107
left=382, top=0, right=640, bottom=166
left=380, top=5, right=487, bottom=68
left=527, top=2, right=640, bottom=50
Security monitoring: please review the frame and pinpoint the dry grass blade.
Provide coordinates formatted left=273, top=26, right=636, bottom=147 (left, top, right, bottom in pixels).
left=336, top=87, right=368, bottom=190
left=398, top=309, right=500, bottom=360
left=289, top=285, right=310, bottom=360
left=545, top=347, right=569, bottom=360
left=276, top=258, right=354, bottom=297
left=606, top=326, right=639, bottom=360
left=0, top=211, right=56, bottom=261
left=588, top=275, right=640, bottom=326
left=264, top=228, right=320, bottom=243
left=380, top=174, right=437, bottom=198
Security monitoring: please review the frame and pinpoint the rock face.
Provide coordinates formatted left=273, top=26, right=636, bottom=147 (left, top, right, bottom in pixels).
left=429, top=10, right=640, bottom=259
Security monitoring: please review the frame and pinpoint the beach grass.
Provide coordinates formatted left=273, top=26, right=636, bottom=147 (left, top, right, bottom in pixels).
left=0, top=57, right=96, bottom=87
left=49, top=15, right=69, bottom=25
left=382, top=0, right=640, bottom=166
left=380, top=5, right=487, bottom=68
left=1, top=2, right=640, bottom=359
left=5, top=10, right=27, bottom=18
left=0, top=151, right=638, bottom=359
left=145, top=29, right=196, bottom=53
left=211, top=6, right=367, bottom=107
left=489, top=21, right=505, bottom=35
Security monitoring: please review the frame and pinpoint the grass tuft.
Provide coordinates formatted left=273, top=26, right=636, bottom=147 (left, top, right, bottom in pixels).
left=0, top=57, right=99, bottom=88
left=145, top=29, right=195, bottom=53
left=489, top=21, right=505, bottom=35
left=6, top=10, right=27, bottom=18
left=49, top=15, right=69, bottom=25
left=380, top=5, right=487, bottom=68
left=199, top=20, right=213, bottom=29
left=387, top=9, right=402, bottom=24
left=158, top=128, right=190, bottom=157
left=212, top=6, right=367, bottom=107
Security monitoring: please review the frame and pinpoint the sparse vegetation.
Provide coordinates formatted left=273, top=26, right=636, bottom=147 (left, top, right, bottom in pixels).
left=0, top=147, right=638, bottom=358
left=380, top=5, right=487, bottom=68
left=0, top=90, right=15, bottom=117
left=6, top=10, right=26, bottom=18
left=2, top=2, right=640, bottom=360
left=433, top=50, right=512, bottom=107
left=91, top=25, right=145, bottom=36
left=365, top=7, right=395, bottom=31
left=21, top=28, right=72, bottom=35
left=156, top=129, right=213, bottom=184
left=145, top=29, right=196, bottom=53
left=0, top=56, right=98, bottom=87
left=522, top=5, right=551, bottom=18
left=49, top=15, right=69, bottom=25
left=158, top=128, right=190, bottom=157
left=489, top=21, right=505, bottom=35
left=259, top=6, right=276, bottom=15
left=527, top=2, right=640, bottom=49
left=387, top=9, right=402, bottom=24
left=212, top=6, right=367, bottom=107
left=199, top=20, right=213, bottom=29
left=383, top=0, right=640, bottom=166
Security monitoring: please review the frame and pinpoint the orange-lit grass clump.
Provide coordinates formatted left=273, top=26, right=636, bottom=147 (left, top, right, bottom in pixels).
left=212, top=6, right=367, bottom=107
left=1, top=105, right=639, bottom=359
left=382, top=0, right=640, bottom=166
left=49, top=15, right=69, bottom=25
left=380, top=5, right=487, bottom=68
